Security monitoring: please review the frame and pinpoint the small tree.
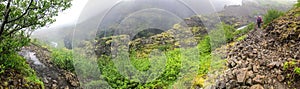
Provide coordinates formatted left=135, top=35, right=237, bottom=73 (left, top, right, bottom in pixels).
left=0, top=0, right=71, bottom=55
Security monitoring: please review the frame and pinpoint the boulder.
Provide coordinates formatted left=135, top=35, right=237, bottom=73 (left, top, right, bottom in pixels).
left=236, top=68, right=248, bottom=83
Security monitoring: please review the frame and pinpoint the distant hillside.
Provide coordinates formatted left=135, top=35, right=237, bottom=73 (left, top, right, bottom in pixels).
left=32, top=0, right=296, bottom=49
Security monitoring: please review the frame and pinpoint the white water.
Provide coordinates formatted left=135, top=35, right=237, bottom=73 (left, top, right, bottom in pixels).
left=237, top=25, right=248, bottom=30
left=19, top=49, right=45, bottom=67
left=50, top=41, right=58, bottom=48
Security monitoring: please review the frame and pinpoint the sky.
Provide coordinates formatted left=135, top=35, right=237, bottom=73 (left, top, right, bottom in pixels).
left=49, top=0, right=242, bottom=28
left=49, top=0, right=88, bottom=27
left=47, top=0, right=297, bottom=29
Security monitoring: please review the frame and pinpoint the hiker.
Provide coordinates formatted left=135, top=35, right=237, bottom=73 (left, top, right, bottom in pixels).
left=256, top=16, right=263, bottom=28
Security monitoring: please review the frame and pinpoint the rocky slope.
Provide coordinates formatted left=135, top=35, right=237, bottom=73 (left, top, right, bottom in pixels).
left=0, top=69, right=43, bottom=89
left=214, top=7, right=300, bottom=89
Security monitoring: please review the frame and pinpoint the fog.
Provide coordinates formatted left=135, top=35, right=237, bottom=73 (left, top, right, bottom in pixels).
left=31, top=0, right=297, bottom=48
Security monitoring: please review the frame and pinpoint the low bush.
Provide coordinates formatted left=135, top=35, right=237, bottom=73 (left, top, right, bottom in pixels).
left=0, top=33, right=43, bottom=86
left=283, top=60, right=300, bottom=86
left=295, top=0, right=300, bottom=7
left=209, top=23, right=236, bottom=49
left=263, top=9, right=285, bottom=26
left=233, top=22, right=254, bottom=37
left=51, top=48, right=75, bottom=72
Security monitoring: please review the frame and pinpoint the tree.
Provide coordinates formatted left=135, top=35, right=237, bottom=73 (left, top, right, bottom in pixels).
left=0, top=0, right=71, bottom=55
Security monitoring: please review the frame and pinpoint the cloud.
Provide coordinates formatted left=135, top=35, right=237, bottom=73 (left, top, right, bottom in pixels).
left=49, top=0, right=88, bottom=27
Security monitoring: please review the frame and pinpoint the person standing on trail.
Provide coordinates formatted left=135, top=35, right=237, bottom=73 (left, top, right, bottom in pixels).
left=256, top=16, right=263, bottom=28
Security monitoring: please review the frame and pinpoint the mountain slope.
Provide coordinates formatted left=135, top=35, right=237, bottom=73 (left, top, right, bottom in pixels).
left=214, top=7, right=300, bottom=89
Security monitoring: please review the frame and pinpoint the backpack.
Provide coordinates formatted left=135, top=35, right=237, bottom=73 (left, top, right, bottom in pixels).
left=257, top=17, right=262, bottom=23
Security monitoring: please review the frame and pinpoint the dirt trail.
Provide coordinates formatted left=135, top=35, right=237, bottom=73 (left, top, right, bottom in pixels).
left=19, top=43, right=80, bottom=89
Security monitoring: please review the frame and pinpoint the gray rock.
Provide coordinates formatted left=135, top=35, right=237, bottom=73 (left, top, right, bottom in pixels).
left=253, top=65, right=259, bottom=73
left=43, top=77, right=49, bottom=84
left=250, top=84, right=264, bottom=89
left=248, top=71, right=255, bottom=78
left=230, top=61, right=237, bottom=68
left=267, top=62, right=278, bottom=69
left=237, top=68, right=248, bottom=83
left=253, top=75, right=265, bottom=84
left=52, top=80, right=57, bottom=83
left=3, top=82, right=8, bottom=87
left=52, top=84, right=57, bottom=89
left=277, top=75, right=285, bottom=82
left=246, top=78, right=253, bottom=85
left=226, top=80, right=237, bottom=89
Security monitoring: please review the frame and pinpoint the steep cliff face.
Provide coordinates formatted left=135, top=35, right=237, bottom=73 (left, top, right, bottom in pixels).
left=214, top=7, right=300, bottom=89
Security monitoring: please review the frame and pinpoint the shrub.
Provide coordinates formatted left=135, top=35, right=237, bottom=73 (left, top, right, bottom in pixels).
left=294, top=67, right=300, bottom=75
left=283, top=60, right=300, bottom=86
left=263, top=9, right=284, bottom=26
left=233, top=22, right=254, bottom=37
left=97, top=47, right=203, bottom=88
left=284, top=61, right=297, bottom=70
left=209, top=23, right=235, bottom=49
left=51, top=48, right=75, bottom=72
left=295, top=0, right=300, bottom=7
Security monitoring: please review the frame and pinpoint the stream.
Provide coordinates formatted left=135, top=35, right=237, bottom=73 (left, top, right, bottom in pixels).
left=19, top=48, right=46, bottom=68
left=237, top=25, right=248, bottom=30
left=18, top=46, right=79, bottom=89
left=236, top=25, right=248, bottom=30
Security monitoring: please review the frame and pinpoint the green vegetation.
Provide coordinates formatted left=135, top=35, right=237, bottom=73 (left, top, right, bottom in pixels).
left=0, top=52, right=44, bottom=87
left=94, top=22, right=254, bottom=88
left=0, top=0, right=71, bottom=87
left=284, top=61, right=297, bottom=70
left=283, top=60, right=300, bottom=76
left=32, top=40, right=75, bottom=72
left=263, top=9, right=285, bottom=27
left=209, top=23, right=235, bottom=49
left=234, top=23, right=255, bottom=37
left=235, top=35, right=247, bottom=41
left=31, top=21, right=254, bottom=88
left=283, top=60, right=300, bottom=85
left=295, top=0, right=300, bottom=7
left=51, top=48, right=75, bottom=72
left=98, top=48, right=200, bottom=88
left=0, top=31, right=43, bottom=86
